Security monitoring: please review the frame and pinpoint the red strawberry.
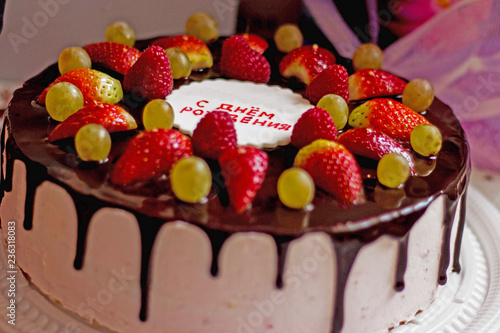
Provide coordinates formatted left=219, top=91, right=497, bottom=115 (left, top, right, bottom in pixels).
left=348, top=98, right=430, bottom=140
left=305, top=65, right=349, bottom=104
left=37, top=69, right=123, bottom=106
left=294, top=139, right=364, bottom=204
left=83, top=42, right=141, bottom=75
left=219, top=146, right=268, bottom=213
left=279, top=45, right=336, bottom=85
left=152, top=35, right=213, bottom=70
left=48, top=103, right=137, bottom=142
left=239, top=33, right=268, bottom=54
left=110, top=128, right=192, bottom=186
left=192, top=111, right=237, bottom=160
left=349, top=69, right=406, bottom=101
left=220, top=35, right=271, bottom=83
left=338, top=127, right=415, bottom=173
left=291, top=107, right=337, bottom=148
left=123, top=46, right=173, bottom=100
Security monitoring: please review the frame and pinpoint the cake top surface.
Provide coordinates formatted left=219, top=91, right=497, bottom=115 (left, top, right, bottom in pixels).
left=4, top=32, right=470, bottom=240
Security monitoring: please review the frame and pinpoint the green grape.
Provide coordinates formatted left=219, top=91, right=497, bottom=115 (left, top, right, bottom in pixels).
left=75, top=124, right=111, bottom=162
left=377, top=153, right=410, bottom=188
left=274, top=24, right=303, bottom=53
left=402, top=78, right=434, bottom=112
left=316, top=94, right=349, bottom=130
left=58, top=47, right=92, bottom=75
left=45, top=82, right=84, bottom=122
left=185, top=12, right=219, bottom=43
left=170, top=156, right=212, bottom=203
left=105, top=21, right=136, bottom=47
left=352, top=43, right=383, bottom=71
left=142, top=99, right=175, bottom=130
left=277, top=167, right=315, bottom=209
left=410, top=123, right=442, bottom=157
left=165, top=47, right=192, bottom=79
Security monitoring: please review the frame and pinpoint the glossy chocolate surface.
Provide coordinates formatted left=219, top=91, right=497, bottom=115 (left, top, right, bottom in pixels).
left=6, top=38, right=469, bottom=237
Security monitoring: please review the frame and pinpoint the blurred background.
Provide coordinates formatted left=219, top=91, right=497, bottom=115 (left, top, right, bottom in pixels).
left=0, top=0, right=238, bottom=83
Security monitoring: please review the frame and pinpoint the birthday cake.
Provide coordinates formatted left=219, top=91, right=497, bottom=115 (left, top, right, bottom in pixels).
left=0, top=17, right=469, bottom=333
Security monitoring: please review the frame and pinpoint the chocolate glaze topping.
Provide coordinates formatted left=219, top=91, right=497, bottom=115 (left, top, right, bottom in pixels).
left=0, top=37, right=470, bottom=333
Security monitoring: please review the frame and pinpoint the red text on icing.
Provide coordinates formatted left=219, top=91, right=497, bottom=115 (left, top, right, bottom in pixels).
left=180, top=100, right=292, bottom=131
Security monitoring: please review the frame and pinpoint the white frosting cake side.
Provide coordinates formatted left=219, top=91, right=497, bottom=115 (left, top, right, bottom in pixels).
left=166, top=79, right=313, bottom=148
left=0, top=158, right=464, bottom=333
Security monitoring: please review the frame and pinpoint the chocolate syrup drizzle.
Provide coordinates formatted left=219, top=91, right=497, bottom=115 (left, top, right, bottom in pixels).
left=135, top=214, right=164, bottom=321
left=438, top=198, right=459, bottom=285
left=0, top=37, right=470, bottom=332
left=395, top=233, right=409, bottom=292
left=331, top=238, right=363, bottom=333
left=273, top=235, right=294, bottom=289
left=206, top=229, right=232, bottom=277
left=73, top=197, right=105, bottom=270
left=452, top=188, right=468, bottom=274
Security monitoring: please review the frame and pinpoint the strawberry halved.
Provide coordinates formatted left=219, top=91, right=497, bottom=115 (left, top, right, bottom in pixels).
left=219, top=146, right=268, bottom=213
left=338, top=127, right=415, bottom=174
left=192, top=111, right=237, bottom=160
left=238, top=33, right=268, bottom=54
left=348, top=98, right=430, bottom=140
left=279, top=45, right=336, bottom=85
left=123, top=45, right=173, bottom=100
left=291, top=107, right=338, bottom=148
left=294, top=139, right=364, bottom=204
left=349, top=69, right=406, bottom=101
left=152, top=35, right=213, bottom=70
left=305, top=64, right=349, bottom=105
left=220, top=35, right=271, bottom=83
left=110, top=128, right=192, bottom=186
left=83, top=41, right=141, bottom=75
left=37, top=69, right=123, bottom=106
left=48, top=103, right=137, bottom=142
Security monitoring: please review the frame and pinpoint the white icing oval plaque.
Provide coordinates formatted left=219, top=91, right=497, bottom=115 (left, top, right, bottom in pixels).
left=166, top=79, right=312, bottom=148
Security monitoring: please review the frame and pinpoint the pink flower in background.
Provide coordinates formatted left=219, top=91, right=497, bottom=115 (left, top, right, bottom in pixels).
left=306, top=0, right=500, bottom=170
left=387, top=0, right=460, bottom=36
